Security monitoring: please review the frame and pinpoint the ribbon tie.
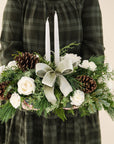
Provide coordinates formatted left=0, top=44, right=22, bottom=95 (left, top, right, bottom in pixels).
left=35, top=58, right=77, bottom=105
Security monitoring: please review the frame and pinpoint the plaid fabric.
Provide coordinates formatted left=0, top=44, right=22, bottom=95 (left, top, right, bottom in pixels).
left=0, top=0, right=105, bottom=143
left=4, top=110, right=101, bottom=144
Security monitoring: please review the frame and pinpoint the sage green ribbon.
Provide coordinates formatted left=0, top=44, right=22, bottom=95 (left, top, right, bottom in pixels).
left=35, top=58, right=76, bottom=105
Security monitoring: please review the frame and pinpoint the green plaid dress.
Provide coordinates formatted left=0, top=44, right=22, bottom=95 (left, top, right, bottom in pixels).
left=0, top=0, right=105, bottom=144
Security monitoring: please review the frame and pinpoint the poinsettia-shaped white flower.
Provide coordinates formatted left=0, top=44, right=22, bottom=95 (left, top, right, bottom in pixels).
left=18, top=76, right=35, bottom=95
left=79, top=60, right=97, bottom=71
left=0, top=65, right=5, bottom=75
left=61, top=53, right=81, bottom=67
left=10, top=92, right=21, bottom=109
left=70, top=90, right=85, bottom=107
left=7, top=60, right=17, bottom=69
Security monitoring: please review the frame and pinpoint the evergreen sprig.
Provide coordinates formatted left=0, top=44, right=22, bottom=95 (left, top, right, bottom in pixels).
left=0, top=102, right=17, bottom=123
left=60, top=41, right=80, bottom=56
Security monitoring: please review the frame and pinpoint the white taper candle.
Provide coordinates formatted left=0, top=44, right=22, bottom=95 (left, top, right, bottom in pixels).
left=54, top=11, right=60, bottom=65
left=45, top=17, right=51, bottom=62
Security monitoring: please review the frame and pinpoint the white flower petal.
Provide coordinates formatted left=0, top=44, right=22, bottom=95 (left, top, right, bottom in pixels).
left=79, top=60, right=90, bottom=69
left=79, top=60, right=97, bottom=71
left=0, top=65, right=5, bottom=75
left=61, top=53, right=81, bottom=67
left=10, top=92, right=21, bottom=109
left=89, top=62, right=97, bottom=71
left=18, top=76, right=35, bottom=95
left=7, top=60, right=17, bottom=70
left=107, top=64, right=113, bottom=72
left=70, top=90, right=85, bottom=107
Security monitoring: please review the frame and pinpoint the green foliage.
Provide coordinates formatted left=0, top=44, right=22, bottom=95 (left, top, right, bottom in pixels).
left=60, top=41, right=80, bottom=56
left=65, top=74, right=83, bottom=91
left=89, top=55, right=105, bottom=65
left=0, top=102, right=17, bottom=123
left=54, top=108, right=67, bottom=121
left=107, top=107, right=114, bottom=121
left=95, top=100, right=102, bottom=110
left=88, top=103, right=97, bottom=114
left=4, top=85, right=13, bottom=97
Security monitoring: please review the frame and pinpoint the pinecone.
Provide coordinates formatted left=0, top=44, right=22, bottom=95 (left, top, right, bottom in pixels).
left=0, top=82, right=11, bottom=100
left=15, top=52, right=39, bottom=71
left=76, top=75, right=97, bottom=93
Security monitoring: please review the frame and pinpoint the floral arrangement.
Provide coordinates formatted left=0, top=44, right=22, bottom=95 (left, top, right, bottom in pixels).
left=0, top=42, right=114, bottom=123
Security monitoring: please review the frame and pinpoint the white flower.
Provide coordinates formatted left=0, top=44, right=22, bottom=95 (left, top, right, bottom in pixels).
left=97, top=77, right=103, bottom=84
left=7, top=60, right=17, bottom=69
left=79, top=60, right=90, bottom=69
left=107, top=64, right=112, bottom=72
left=36, top=54, right=39, bottom=58
left=106, top=80, right=113, bottom=91
left=98, top=75, right=113, bottom=92
left=0, top=65, right=5, bottom=75
left=61, top=53, right=81, bottom=67
left=18, top=76, right=35, bottom=95
left=89, top=61, right=97, bottom=71
left=79, top=60, right=97, bottom=71
left=10, top=92, right=21, bottom=109
left=70, top=90, right=85, bottom=107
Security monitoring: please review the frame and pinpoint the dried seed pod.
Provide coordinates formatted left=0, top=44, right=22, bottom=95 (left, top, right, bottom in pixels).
left=76, top=75, right=97, bottom=93
left=15, top=52, right=39, bottom=71
left=0, top=82, right=11, bottom=100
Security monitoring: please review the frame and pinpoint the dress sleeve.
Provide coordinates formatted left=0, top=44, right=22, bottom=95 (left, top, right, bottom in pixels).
left=80, top=0, right=105, bottom=60
left=0, top=0, right=23, bottom=65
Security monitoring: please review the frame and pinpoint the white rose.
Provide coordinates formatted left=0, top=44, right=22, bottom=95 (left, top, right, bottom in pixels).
left=7, top=60, right=17, bottom=69
left=10, top=92, right=21, bottom=109
left=61, top=53, right=81, bottom=67
left=89, top=61, right=97, bottom=71
left=79, top=60, right=90, bottom=69
left=70, top=90, right=85, bottom=107
left=0, top=65, right=5, bottom=75
left=79, top=60, right=97, bottom=71
left=18, top=76, right=35, bottom=95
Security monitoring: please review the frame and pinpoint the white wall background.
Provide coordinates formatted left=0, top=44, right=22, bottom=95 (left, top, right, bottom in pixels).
left=0, top=0, right=114, bottom=144
left=99, top=1, right=114, bottom=144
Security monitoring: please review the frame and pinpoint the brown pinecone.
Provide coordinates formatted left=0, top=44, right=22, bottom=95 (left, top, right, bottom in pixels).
left=76, top=75, right=97, bottom=93
left=15, top=52, right=39, bottom=71
left=0, top=82, right=11, bottom=100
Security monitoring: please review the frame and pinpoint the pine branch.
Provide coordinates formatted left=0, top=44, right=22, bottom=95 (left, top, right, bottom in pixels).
left=60, top=41, right=80, bottom=56
left=0, top=102, right=16, bottom=123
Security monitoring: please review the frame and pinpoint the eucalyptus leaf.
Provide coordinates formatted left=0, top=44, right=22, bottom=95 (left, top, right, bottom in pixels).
left=23, top=71, right=32, bottom=77
left=95, top=101, right=102, bottom=110
left=88, top=103, right=96, bottom=114
left=100, top=100, right=110, bottom=108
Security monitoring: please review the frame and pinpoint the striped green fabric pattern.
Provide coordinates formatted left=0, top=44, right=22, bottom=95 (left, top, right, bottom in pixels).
left=0, top=0, right=105, bottom=144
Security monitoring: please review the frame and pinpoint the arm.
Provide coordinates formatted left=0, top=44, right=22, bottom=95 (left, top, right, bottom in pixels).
left=80, top=0, right=105, bottom=60
left=0, top=0, right=23, bottom=65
